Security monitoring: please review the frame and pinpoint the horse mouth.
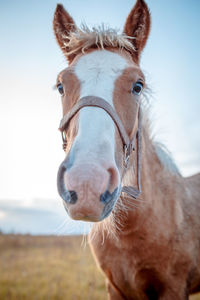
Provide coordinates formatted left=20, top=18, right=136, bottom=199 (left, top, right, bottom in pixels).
left=68, top=212, right=100, bottom=222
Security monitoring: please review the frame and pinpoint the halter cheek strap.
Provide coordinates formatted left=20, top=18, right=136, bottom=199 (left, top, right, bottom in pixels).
left=121, top=107, right=142, bottom=199
left=58, top=96, right=142, bottom=199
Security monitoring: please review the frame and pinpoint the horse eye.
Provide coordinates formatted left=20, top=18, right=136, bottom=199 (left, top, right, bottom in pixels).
left=57, top=83, right=64, bottom=95
left=132, top=81, right=143, bottom=95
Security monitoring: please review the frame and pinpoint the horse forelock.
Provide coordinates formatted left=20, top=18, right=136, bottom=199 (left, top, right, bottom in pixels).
left=61, top=24, right=136, bottom=57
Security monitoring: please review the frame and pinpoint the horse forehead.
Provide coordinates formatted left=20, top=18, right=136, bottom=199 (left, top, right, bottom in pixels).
left=74, top=50, right=129, bottom=81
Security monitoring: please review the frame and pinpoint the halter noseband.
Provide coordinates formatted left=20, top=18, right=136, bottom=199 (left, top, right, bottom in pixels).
left=58, top=96, right=142, bottom=199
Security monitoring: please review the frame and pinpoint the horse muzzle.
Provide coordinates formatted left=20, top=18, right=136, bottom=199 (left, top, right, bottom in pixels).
left=57, top=157, right=120, bottom=222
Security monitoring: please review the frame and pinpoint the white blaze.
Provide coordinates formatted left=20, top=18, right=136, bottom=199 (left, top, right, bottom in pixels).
left=73, top=50, right=127, bottom=166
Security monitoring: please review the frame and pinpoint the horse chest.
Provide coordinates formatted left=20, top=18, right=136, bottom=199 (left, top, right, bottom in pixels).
left=90, top=228, right=187, bottom=298
left=91, top=235, right=166, bottom=293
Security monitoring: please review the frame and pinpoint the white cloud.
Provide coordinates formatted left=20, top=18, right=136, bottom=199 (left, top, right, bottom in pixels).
left=0, top=199, right=91, bottom=235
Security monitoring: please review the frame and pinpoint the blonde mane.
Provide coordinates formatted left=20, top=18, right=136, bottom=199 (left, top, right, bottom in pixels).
left=62, top=24, right=135, bottom=56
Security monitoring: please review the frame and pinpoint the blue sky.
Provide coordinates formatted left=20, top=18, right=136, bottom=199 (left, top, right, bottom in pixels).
left=0, top=0, right=199, bottom=234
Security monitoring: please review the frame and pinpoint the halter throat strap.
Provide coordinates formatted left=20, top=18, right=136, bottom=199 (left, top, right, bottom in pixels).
left=59, top=95, right=142, bottom=199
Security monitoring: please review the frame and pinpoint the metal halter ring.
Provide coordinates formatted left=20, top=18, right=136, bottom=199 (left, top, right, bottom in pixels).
left=124, top=145, right=130, bottom=169
left=61, top=131, right=67, bottom=151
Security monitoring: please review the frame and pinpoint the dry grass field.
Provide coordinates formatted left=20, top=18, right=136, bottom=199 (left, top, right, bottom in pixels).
left=0, top=234, right=199, bottom=300
left=0, top=234, right=106, bottom=300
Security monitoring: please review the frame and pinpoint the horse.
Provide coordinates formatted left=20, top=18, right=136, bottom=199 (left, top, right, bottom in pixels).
left=53, top=0, right=200, bottom=299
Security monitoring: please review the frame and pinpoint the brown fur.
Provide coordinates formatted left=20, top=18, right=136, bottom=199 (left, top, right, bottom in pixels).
left=56, top=65, right=81, bottom=151
left=123, top=0, right=151, bottom=63
left=90, top=130, right=200, bottom=299
left=53, top=1, right=200, bottom=299
left=53, top=4, right=77, bottom=63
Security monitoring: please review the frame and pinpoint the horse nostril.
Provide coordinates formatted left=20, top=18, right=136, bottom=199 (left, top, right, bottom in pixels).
left=62, top=190, right=78, bottom=204
left=100, top=190, right=113, bottom=204
left=100, top=188, right=119, bottom=220
left=57, top=158, right=78, bottom=205
left=67, top=190, right=78, bottom=204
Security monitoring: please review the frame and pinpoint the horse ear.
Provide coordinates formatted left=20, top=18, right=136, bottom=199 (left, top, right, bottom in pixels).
left=53, top=4, right=77, bottom=63
left=123, top=0, right=151, bottom=64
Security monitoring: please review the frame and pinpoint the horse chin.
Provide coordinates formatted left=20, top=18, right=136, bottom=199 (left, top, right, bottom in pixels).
left=62, top=200, right=104, bottom=222
left=69, top=212, right=100, bottom=222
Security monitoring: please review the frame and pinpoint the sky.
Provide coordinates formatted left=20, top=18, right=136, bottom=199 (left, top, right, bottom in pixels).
left=0, top=0, right=199, bottom=234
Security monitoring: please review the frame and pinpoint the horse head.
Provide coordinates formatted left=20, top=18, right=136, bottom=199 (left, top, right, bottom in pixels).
left=54, top=0, right=151, bottom=222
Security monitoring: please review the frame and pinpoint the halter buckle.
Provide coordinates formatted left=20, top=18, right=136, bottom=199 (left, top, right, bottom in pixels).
left=61, top=131, right=67, bottom=151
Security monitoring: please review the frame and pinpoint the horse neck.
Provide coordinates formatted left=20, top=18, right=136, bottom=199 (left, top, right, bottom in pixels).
left=109, top=123, right=184, bottom=238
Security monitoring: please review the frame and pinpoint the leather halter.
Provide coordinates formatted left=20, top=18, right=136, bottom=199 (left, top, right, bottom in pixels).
left=59, top=96, right=142, bottom=199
